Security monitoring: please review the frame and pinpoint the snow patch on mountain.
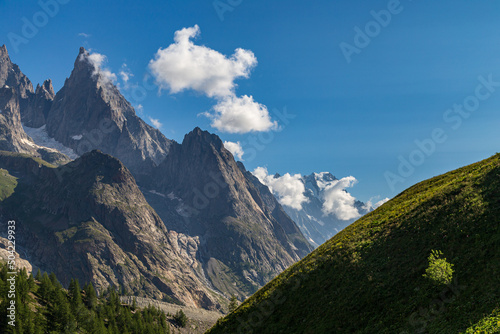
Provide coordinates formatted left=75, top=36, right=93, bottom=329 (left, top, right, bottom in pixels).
left=22, top=124, right=79, bottom=159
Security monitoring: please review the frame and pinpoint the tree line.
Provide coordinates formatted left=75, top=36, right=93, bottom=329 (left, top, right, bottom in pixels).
left=0, top=263, right=171, bottom=333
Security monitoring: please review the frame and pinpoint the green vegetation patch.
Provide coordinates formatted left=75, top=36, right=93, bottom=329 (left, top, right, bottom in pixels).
left=0, top=168, right=17, bottom=201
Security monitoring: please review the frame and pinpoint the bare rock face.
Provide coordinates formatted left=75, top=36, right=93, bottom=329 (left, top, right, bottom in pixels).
left=0, top=44, right=34, bottom=99
left=0, top=46, right=68, bottom=164
left=45, top=47, right=172, bottom=176
left=0, top=150, right=222, bottom=310
left=149, top=128, right=312, bottom=297
left=0, top=86, right=69, bottom=164
left=21, top=79, right=55, bottom=128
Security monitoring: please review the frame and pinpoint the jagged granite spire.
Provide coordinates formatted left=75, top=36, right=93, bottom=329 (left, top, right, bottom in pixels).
left=0, top=44, right=34, bottom=99
left=45, top=47, right=173, bottom=175
left=0, top=85, right=68, bottom=164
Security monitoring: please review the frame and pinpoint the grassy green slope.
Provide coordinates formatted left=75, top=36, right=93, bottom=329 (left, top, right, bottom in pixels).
left=208, top=154, right=500, bottom=334
left=0, top=168, right=17, bottom=201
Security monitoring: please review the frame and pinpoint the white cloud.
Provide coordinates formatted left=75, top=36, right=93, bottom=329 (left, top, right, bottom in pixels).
left=149, top=25, right=277, bottom=133
left=149, top=25, right=256, bottom=97
left=148, top=117, right=162, bottom=129
left=81, top=51, right=117, bottom=84
left=78, top=32, right=91, bottom=38
left=223, top=141, right=244, bottom=160
left=119, top=63, right=133, bottom=83
left=205, top=95, right=278, bottom=133
left=253, top=167, right=308, bottom=210
left=135, top=104, right=144, bottom=115
left=319, top=176, right=361, bottom=221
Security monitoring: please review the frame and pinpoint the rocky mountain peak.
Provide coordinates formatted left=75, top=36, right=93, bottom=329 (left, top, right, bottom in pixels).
left=73, top=149, right=124, bottom=171
left=45, top=47, right=172, bottom=175
left=183, top=127, right=223, bottom=150
left=0, top=45, right=33, bottom=98
left=70, top=47, right=99, bottom=82
left=0, top=44, right=9, bottom=61
left=35, top=79, right=55, bottom=98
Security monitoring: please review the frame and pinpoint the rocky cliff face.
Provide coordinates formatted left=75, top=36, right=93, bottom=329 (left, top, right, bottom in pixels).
left=0, top=46, right=69, bottom=164
left=21, top=79, right=55, bottom=128
left=45, top=47, right=172, bottom=176
left=0, top=150, right=222, bottom=309
left=0, top=44, right=54, bottom=128
left=0, top=86, right=69, bottom=165
left=148, top=128, right=312, bottom=297
left=0, top=45, right=33, bottom=99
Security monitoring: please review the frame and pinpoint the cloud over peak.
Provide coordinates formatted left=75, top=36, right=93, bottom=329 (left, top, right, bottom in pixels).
left=253, top=167, right=308, bottom=210
left=80, top=51, right=117, bottom=84
left=319, top=176, right=362, bottom=220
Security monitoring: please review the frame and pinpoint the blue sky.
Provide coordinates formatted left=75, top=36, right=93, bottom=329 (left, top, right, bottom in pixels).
left=1, top=0, right=500, bottom=204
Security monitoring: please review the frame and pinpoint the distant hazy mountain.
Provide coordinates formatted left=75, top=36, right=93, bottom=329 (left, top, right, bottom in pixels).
left=253, top=169, right=374, bottom=248
left=284, top=172, right=370, bottom=247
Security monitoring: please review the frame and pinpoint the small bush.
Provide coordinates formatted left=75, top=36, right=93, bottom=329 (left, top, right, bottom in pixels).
left=228, top=294, right=239, bottom=313
left=174, top=309, right=188, bottom=327
left=423, top=250, right=454, bottom=285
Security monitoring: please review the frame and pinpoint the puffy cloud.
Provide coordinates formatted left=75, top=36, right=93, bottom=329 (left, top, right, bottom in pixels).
left=206, top=95, right=278, bottom=133
left=81, top=52, right=117, bottom=84
left=253, top=167, right=308, bottom=210
left=148, top=117, right=162, bottom=129
left=223, top=141, right=244, bottom=160
left=149, top=25, right=256, bottom=97
left=319, top=176, right=361, bottom=220
left=149, top=25, right=276, bottom=133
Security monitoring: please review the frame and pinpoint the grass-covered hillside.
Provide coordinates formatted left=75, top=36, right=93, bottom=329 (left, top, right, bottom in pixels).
left=208, top=154, right=500, bottom=334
